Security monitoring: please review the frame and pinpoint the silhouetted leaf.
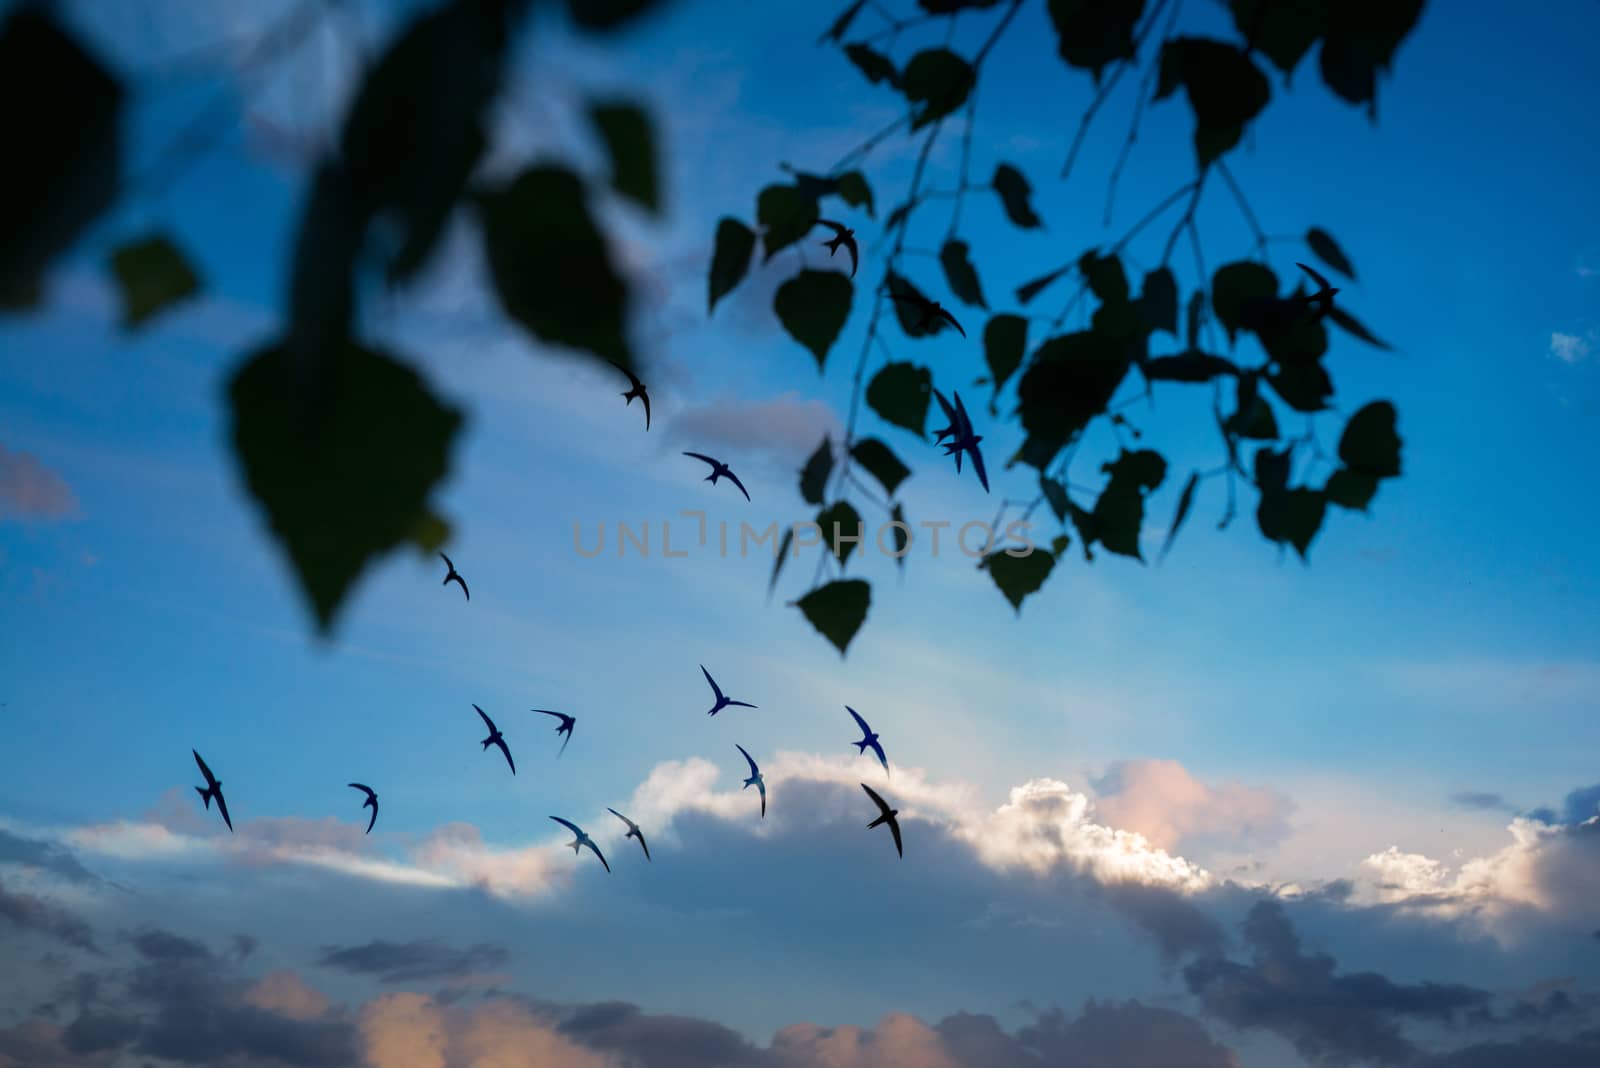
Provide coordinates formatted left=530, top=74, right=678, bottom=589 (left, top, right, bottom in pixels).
left=919, top=0, right=1004, bottom=11
left=565, top=0, right=670, bottom=32
left=886, top=271, right=951, bottom=338
left=228, top=338, right=463, bottom=634
left=818, top=500, right=864, bottom=565
left=1092, top=449, right=1167, bottom=561
left=1016, top=265, right=1070, bottom=305
left=992, top=164, right=1042, bottom=229
left=836, top=170, right=875, bottom=216
left=769, top=526, right=795, bottom=594
left=1324, top=468, right=1378, bottom=511
left=866, top=361, right=933, bottom=435
left=1248, top=300, right=1329, bottom=364
left=1305, top=227, right=1355, bottom=280
left=1104, top=447, right=1167, bottom=492
left=800, top=435, right=834, bottom=505
left=982, top=549, right=1055, bottom=614
left=708, top=218, right=756, bottom=314
left=1016, top=331, right=1135, bottom=468
left=477, top=164, right=633, bottom=369
left=775, top=269, right=853, bottom=369
left=1079, top=250, right=1129, bottom=305
left=940, top=239, right=988, bottom=308
left=901, top=48, right=974, bottom=128
left=983, top=314, right=1028, bottom=395
left=756, top=184, right=819, bottom=261
left=1266, top=358, right=1333, bottom=412
left=822, top=0, right=868, bottom=41
left=1229, top=0, right=1326, bottom=76
left=1142, top=352, right=1240, bottom=383
left=107, top=235, right=201, bottom=329
left=1327, top=306, right=1392, bottom=350
left=587, top=99, right=658, bottom=214
left=1257, top=486, right=1326, bottom=559
left=1317, top=35, right=1374, bottom=107
left=845, top=43, right=899, bottom=87
left=1211, top=261, right=1278, bottom=342
left=1040, top=476, right=1070, bottom=522
left=1161, top=471, right=1199, bottom=561
left=0, top=7, right=123, bottom=308
left=1225, top=375, right=1279, bottom=439
left=1139, top=267, right=1178, bottom=336
left=1046, top=0, right=1144, bottom=82
left=1338, top=400, right=1401, bottom=478
left=850, top=438, right=910, bottom=497
left=1156, top=37, right=1270, bottom=164
left=795, top=579, right=871, bottom=655
left=1254, top=446, right=1292, bottom=493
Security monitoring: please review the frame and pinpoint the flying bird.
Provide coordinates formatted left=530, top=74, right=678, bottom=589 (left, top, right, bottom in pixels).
left=348, top=782, right=379, bottom=834
left=439, top=552, right=469, bottom=601
left=191, top=749, right=233, bottom=833
left=550, top=816, right=610, bottom=873
left=1293, top=262, right=1339, bottom=322
left=890, top=292, right=966, bottom=338
left=701, top=665, right=758, bottom=717
left=608, top=360, right=651, bottom=430
left=846, top=706, right=889, bottom=777
left=815, top=219, right=858, bottom=279
left=532, top=708, right=576, bottom=757
left=735, top=744, right=767, bottom=819
left=607, top=807, right=652, bottom=862
left=682, top=452, right=751, bottom=502
left=931, top=387, right=959, bottom=446
left=932, top=388, right=989, bottom=493
left=473, top=704, right=515, bottom=775
left=861, top=783, right=903, bottom=858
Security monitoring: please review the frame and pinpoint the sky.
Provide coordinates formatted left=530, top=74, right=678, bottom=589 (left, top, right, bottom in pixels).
left=2, top=0, right=1599, bottom=1065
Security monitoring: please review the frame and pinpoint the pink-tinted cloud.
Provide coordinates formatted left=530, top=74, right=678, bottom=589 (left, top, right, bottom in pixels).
left=0, top=444, right=79, bottom=521
left=1092, top=759, right=1294, bottom=854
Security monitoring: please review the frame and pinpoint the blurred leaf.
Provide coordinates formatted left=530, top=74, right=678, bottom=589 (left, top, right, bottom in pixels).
left=1318, top=35, right=1373, bottom=108
left=708, top=217, right=756, bottom=314
left=775, top=268, right=853, bottom=369
left=1016, top=265, right=1070, bottom=305
left=1211, top=260, right=1278, bottom=342
left=901, top=48, right=974, bottom=128
left=1156, top=36, right=1271, bottom=165
left=982, top=549, right=1055, bottom=614
left=818, top=500, right=865, bottom=565
left=1254, top=446, right=1292, bottom=493
left=1078, top=250, right=1129, bottom=305
left=885, top=270, right=948, bottom=338
left=940, top=239, right=988, bottom=308
left=477, top=164, right=632, bottom=369
left=890, top=502, right=911, bottom=569
left=227, top=338, right=463, bottom=634
left=845, top=43, right=899, bottom=86
left=992, top=163, right=1043, bottom=229
left=108, top=234, right=201, bottom=329
left=822, top=0, right=868, bottom=41
left=1265, top=358, right=1333, bottom=412
left=0, top=6, right=123, bottom=309
left=565, top=0, right=671, bottom=31
left=983, top=313, right=1028, bottom=396
left=1104, top=447, right=1167, bottom=491
left=1324, top=468, right=1378, bottom=511
left=1229, top=0, right=1327, bottom=76
left=795, top=579, right=871, bottom=655
left=1091, top=449, right=1167, bottom=561
left=769, top=526, right=796, bottom=595
left=1160, top=470, right=1199, bottom=561
left=851, top=438, right=911, bottom=496
left=1225, top=375, right=1279, bottom=439
left=1040, top=475, right=1070, bottom=522
left=919, top=0, right=1005, bottom=10
left=756, top=183, right=820, bottom=261
left=409, top=511, right=451, bottom=555
left=1138, top=267, right=1178, bottom=336
left=1050, top=533, right=1072, bottom=556
left=587, top=99, right=658, bottom=214
left=1338, top=400, right=1402, bottom=477
left=1257, top=486, right=1326, bottom=559
left=1305, top=226, right=1355, bottom=280
left=800, top=435, right=834, bottom=505
left=835, top=170, right=875, bottom=216
left=1046, top=0, right=1145, bottom=81
left=1141, top=352, right=1240, bottom=383
left=1016, top=331, right=1134, bottom=468
left=866, top=361, right=933, bottom=435
left=1327, top=305, right=1392, bottom=350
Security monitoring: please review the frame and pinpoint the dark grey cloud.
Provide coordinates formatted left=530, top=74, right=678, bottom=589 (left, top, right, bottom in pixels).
left=1449, top=792, right=1513, bottom=812
left=1100, top=882, right=1226, bottom=964
left=315, top=937, right=511, bottom=983
left=0, top=879, right=100, bottom=953
left=129, top=927, right=212, bottom=963
left=0, top=828, right=102, bottom=884
left=557, top=1000, right=767, bottom=1068
left=62, top=1010, right=141, bottom=1054
left=1011, top=1000, right=1240, bottom=1068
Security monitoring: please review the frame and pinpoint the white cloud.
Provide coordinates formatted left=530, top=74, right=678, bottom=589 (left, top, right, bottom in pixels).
left=1550, top=330, right=1595, bottom=364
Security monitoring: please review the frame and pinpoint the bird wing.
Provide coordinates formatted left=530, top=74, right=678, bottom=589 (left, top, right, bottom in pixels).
left=558, top=730, right=571, bottom=758
left=842, top=236, right=858, bottom=279
left=935, top=305, right=967, bottom=337
left=348, top=782, right=374, bottom=801
left=550, top=816, right=582, bottom=837
left=636, top=830, right=651, bottom=861
left=723, top=469, right=752, bottom=502
left=727, top=699, right=758, bottom=709
left=607, top=808, right=635, bottom=832
left=889, top=293, right=927, bottom=310
left=495, top=738, right=516, bottom=775
left=214, top=788, right=234, bottom=832
left=758, top=780, right=766, bottom=818
left=816, top=219, right=848, bottom=237
left=641, top=391, right=651, bottom=430
left=861, top=782, right=893, bottom=818
left=533, top=709, right=566, bottom=724
left=846, top=705, right=872, bottom=735
left=966, top=439, right=990, bottom=492
left=474, top=704, right=496, bottom=732
left=701, top=665, right=725, bottom=702
left=456, top=574, right=470, bottom=601
left=736, top=744, right=759, bottom=777
left=192, top=749, right=217, bottom=787
left=683, top=451, right=720, bottom=470
left=439, top=552, right=454, bottom=572
left=610, top=359, right=644, bottom=391
left=931, top=389, right=959, bottom=436
left=951, top=391, right=975, bottom=436
left=869, top=739, right=890, bottom=773
left=1295, top=261, right=1331, bottom=292
left=584, top=839, right=611, bottom=873
left=888, top=814, right=903, bottom=856
left=365, top=800, right=378, bottom=834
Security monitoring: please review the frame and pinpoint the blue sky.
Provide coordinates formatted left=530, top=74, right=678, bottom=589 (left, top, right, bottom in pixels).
left=2, top=1, right=1600, bottom=1065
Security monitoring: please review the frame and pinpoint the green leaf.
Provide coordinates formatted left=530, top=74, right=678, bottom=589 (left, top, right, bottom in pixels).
left=1015, top=331, right=1135, bottom=468
left=1046, top=0, right=1144, bottom=81
left=587, top=99, right=658, bottom=214
left=1257, top=486, right=1326, bottom=559
left=982, top=549, right=1056, bottom=614
left=1160, top=471, right=1199, bottom=561
left=1211, top=261, right=1278, bottom=342
left=822, top=0, right=868, bottom=42
left=1155, top=37, right=1271, bottom=165
left=818, top=501, right=865, bottom=565
left=844, top=43, right=899, bottom=87
left=107, top=234, right=201, bottom=329
left=992, top=164, right=1042, bottom=229
left=769, top=526, right=796, bottom=595
left=901, top=48, right=974, bottom=128
left=1138, top=267, right=1178, bottom=336
left=1305, top=226, right=1355, bottom=280
left=1078, top=250, right=1129, bottom=305
left=756, top=184, right=820, bottom=261
left=939, top=239, right=987, bottom=308
left=1266, top=359, right=1333, bottom=412
left=1337, top=400, right=1401, bottom=478
left=477, top=164, right=633, bottom=369
left=708, top=217, right=756, bottom=314
left=1327, top=306, right=1392, bottom=350
left=850, top=438, right=911, bottom=497
left=1229, top=0, right=1327, bottom=76
left=1141, top=352, right=1240, bottom=383
left=227, top=338, right=464, bottom=634
left=564, top=0, right=670, bottom=31
left=0, top=7, right=123, bottom=309
left=1040, top=476, right=1070, bottom=523
left=1016, top=265, right=1071, bottom=305
left=835, top=170, right=875, bottom=216
left=775, top=269, right=853, bottom=369
left=795, top=579, right=871, bottom=655
left=866, top=361, right=933, bottom=436
left=800, top=435, right=834, bottom=505
left=1324, top=468, right=1379, bottom=511
left=983, top=314, right=1028, bottom=395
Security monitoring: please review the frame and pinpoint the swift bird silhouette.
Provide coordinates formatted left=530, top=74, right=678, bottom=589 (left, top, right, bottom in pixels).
left=608, top=360, right=651, bottom=430
left=1294, top=261, right=1339, bottom=322
left=682, top=452, right=751, bottom=502
left=701, top=665, right=757, bottom=717
left=846, top=706, right=889, bottom=777
left=532, top=709, right=576, bottom=757
left=550, top=816, right=610, bottom=873
left=473, top=704, right=515, bottom=775
left=861, top=783, right=903, bottom=858
left=815, top=219, right=858, bottom=279
left=439, top=552, right=469, bottom=601
left=192, top=750, right=233, bottom=832
left=607, top=807, right=652, bottom=862
left=890, top=292, right=966, bottom=337
left=735, top=744, right=767, bottom=819
left=932, top=388, right=989, bottom=492
left=348, top=782, right=379, bottom=834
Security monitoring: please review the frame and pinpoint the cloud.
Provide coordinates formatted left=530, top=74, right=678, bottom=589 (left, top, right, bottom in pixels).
left=0, top=880, right=100, bottom=954
left=1551, top=330, right=1595, bottom=364
left=0, top=443, right=80, bottom=521
left=1091, top=759, right=1295, bottom=854
left=664, top=392, right=844, bottom=477
left=316, top=939, right=512, bottom=984
left=1450, top=792, right=1514, bottom=812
